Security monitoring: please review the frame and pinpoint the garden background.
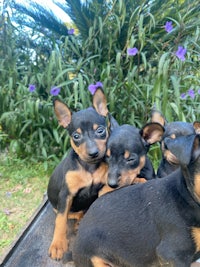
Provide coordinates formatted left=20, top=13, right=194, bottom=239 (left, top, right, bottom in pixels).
left=0, top=0, right=200, bottom=257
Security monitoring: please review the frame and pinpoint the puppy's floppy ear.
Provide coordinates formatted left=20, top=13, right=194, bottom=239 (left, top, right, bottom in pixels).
left=54, top=99, right=72, bottom=128
left=93, top=88, right=108, bottom=117
left=165, top=134, right=197, bottom=165
left=140, top=122, right=164, bottom=145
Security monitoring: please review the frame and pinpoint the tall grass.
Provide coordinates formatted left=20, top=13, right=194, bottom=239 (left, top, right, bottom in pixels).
left=0, top=0, right=199, bottom=167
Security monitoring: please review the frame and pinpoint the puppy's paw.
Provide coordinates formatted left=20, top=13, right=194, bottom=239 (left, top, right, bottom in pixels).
left=134, top=177, right=147, bottom=184
left=48, top=237, right=68, bottom=260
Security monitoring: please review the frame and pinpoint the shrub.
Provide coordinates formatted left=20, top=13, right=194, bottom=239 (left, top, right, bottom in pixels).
left=0, top=0, right=199, bottom=168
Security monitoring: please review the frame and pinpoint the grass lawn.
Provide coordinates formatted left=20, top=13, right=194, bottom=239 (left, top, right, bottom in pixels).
left=0, top=154, right=54, bottom=258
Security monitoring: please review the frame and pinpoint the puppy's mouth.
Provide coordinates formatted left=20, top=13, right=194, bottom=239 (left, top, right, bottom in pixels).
left=83, top=152, right=105, bottom=163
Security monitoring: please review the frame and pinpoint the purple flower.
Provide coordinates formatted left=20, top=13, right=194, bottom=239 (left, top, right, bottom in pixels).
left=68, top=28, right=74, bottom=35
left=88, top=84, right=97, bottom=95
left=127, top=47, right=138, bottom=56
left=188, top=88, right=195, bottom=99
left=164, top=21, right=173, bottom=33
left=88, top=81, right=103, bottom=95
left=180, top=93, right=187, bottom=99
left=198, top=89, right=200, bottom=95
left=175, top=46, right=187, bottom=61
left=50, top=86, right=61, bottom=96
left=29, top=84, right=36, bottom=92
left=95, top=81, right=103, bottom=88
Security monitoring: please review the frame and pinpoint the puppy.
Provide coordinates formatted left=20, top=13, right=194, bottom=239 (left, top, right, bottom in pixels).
left=103, top=122, right=164, bottom=190
left=151, top=110, right=200, bottom=177
left=47, top=88, right=109, bottom=261
left=73, top=133, right=200, bottom=267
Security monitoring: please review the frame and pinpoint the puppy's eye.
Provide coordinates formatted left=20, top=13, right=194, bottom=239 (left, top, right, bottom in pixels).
left=72, top=132, right=81, bottom=141
left=126, top=156, right=139, bottom=167
left=127, top=158, right=136, bottom=163
left=96, top=126, right=106, bottom=136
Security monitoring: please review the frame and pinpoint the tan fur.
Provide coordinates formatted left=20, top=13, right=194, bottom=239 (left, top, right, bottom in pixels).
left=192, top=227, right=200, bottom=252
left=66, top=163, right=108, bottom=196
left=91, top=256, right=113, bottom=267
left=194, top=173, right=200, bottom=201
left=151, top=112, right=165, bottom=126
left=70, top=134, right=108, bottom=162
left=54, top=100, right=72, bottom=128
left=119, top=155, right=146, bottom=186
left=124, top=150, right=130, bottom=159
left=48, top=197, right=72, bottom=259
left=142, top=124, right=163, bottom=144
left=164, top=149, right=180, bottom=165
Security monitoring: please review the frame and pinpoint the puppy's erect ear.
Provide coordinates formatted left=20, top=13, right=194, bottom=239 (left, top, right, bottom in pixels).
left=108, top=114, right=119, bottom=133
left=164, top=134, right=198, bottom=165
left=54, top=100, right=72, bottom=128
left=140, top=123, right=165, bottom=145
left=93, top=88, right=108, bottom=117
left=150, top=109, right=166, bottom=127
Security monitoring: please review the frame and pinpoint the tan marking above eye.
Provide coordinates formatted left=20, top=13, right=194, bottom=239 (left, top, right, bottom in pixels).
left=170, top=134, right=176, bottom=139
left=124, top=150, right=130, bottom=159
left=93, top=124, right=99, bottom=130
left=76, top=128, right=82, bottom=134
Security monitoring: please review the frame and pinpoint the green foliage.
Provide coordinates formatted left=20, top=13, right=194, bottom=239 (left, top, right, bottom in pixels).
left=0, top=0, right=200, bottom=166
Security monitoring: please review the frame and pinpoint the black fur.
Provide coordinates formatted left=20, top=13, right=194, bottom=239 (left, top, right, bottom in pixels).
left=73, top=134, right=200, bottom=267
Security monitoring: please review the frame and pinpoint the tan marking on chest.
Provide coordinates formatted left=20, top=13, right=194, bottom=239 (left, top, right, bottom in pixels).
left=66, top=163, right=108, bottom=195
left=192, top=227, right=200, bottom=252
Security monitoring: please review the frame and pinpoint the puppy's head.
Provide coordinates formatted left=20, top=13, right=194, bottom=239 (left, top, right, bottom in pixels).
left=53, top=88, right=109, bottom=163
left=165, top=134, right=200, bottom=202
left=151, top=110, right=200, bottom=167
left=161, top=121, right=196, bottom=165
left=106, top=123, right=164, bottom=188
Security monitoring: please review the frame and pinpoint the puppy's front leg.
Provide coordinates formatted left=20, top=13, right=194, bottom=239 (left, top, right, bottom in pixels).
left=49, top=195, right=73, bottom=260
left=98, top=185, right=114, bottom=196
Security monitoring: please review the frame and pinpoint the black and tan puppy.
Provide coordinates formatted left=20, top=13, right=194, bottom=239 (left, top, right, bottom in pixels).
left=103, top=123, right=164, bottom=191
left=73, top=133, right=200, bottom=267
left=151, top=110, right=200, bottom=178
left=47, top=88, right=109, bottom=261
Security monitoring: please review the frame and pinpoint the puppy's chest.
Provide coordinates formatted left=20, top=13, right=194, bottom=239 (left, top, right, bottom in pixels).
left=65, top=163, right=108, bottom=195
left=80, top=163, right=108, bottom=183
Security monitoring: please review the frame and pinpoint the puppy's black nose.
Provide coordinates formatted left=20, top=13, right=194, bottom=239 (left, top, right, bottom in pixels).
left=108, top=179, right=118, bottom=188
left=89, top=150, right=99, bottom=158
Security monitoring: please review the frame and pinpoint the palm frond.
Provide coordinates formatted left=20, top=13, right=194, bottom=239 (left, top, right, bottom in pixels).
left=12, top=1, right=69, bottom=36
left=64, top=0, right=109, bottom=40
